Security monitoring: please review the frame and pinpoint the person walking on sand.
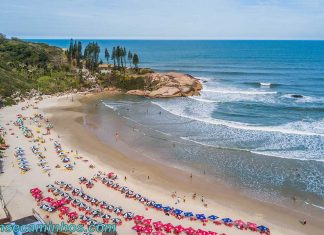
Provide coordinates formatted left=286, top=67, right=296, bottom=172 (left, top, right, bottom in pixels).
left=115, top=132, right=119, bottom=142
left=124, top=176, right=127, bottom=181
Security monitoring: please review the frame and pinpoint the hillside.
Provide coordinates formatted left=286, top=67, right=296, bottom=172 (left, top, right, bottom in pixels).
left=0, top=35, right=73, bottom=105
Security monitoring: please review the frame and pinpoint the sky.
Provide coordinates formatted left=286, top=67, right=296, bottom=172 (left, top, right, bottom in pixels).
left=1, top=0, right=324, bottom=39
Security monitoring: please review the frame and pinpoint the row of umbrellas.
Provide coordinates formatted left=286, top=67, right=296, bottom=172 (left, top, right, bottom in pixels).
left=96, top=173, right=270, bottom=233
left=14, top=147, right=30, bottom=172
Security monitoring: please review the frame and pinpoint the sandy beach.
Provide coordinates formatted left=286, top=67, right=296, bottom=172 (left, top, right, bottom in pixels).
left=0, top=93, right=323, bottom=235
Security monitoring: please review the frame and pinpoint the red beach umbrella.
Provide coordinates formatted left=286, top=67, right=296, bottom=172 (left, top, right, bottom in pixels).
left=185, top=227, right=196, bottom=235
left=58, top=206, right=70, bottom=214
left=153, top=221, right=164, bottom=230
left=142, top=218, right=152, bottom=227
left=134, top=215, right=144, bottom=223
left=174, top=225, right=185, bottom=234
left=152, top=232, right=166, bottom=235
left=247, top=222, right=257, bottom=231
left=207, top=231, right=217, bottom=235
left=163, top=223, right=174, bottom=233
left=67, top=211, right=78, bottom=219
left=196, top=229, right=209, bottom=235
left=132, top=224, right=144, bottom=233
left=30, top=188, right=41, bottom=194
left=234, top=219, right=246, bottom=229
left=143, top=227, right=153, bottom=235
left=42, top=197, right=54, bottom=202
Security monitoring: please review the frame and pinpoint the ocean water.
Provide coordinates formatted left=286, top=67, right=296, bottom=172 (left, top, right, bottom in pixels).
left=29, top=39, right=324, bottom=208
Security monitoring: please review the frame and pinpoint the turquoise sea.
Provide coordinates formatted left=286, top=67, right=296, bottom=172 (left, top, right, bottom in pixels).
left=28, top=39, right=324, bottom=209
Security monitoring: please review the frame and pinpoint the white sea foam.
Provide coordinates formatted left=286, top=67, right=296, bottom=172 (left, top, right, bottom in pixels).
left=260, top=82, right=271, bottom=86
left=102, top=102, right=117, bottom=111
left=203, top=88, right=277, bottom=95
left=151, top=101, right=324, bottom=137
left=188, top=96, right=218, bottom=103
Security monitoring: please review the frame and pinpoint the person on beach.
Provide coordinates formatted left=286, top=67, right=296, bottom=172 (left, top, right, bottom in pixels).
left=124, top=176, right=127, bottom=181
left=115, top=132, right=119, bottom=142
left=147, top=175, right=150, bottom=180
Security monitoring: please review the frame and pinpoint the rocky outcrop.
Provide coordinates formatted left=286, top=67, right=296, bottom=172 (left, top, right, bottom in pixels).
left=127, top=72, right=202, bottom=98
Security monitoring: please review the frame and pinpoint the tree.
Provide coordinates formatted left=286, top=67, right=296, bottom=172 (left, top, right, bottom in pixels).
left=127, top=50, right=133, bottom=67
left=104, top=48, right=110, bottom=64
left=132, top=53, right=139, bottom=68
left=112, top=47, right=116, bottom=67
left=83, top=42, right=100, bottom=72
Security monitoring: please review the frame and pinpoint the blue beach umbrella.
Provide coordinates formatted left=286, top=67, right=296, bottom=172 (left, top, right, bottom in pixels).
left=184, top=212, right=194, bottom=217
left=163, top=206, right=172, bottom=212
left=257, top=225, right=269, bottom=232
left=173, top=209, right=183, bottom=216
left=208, top=215, right=219, bottom=221
left=154, top=204, right=163, bottom=209
left=196, top=214, right=206, bottom=220
left=222, top=218, right=233, bottom=223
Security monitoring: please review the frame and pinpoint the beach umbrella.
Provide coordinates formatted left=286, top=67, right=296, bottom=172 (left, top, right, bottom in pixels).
left=174, top=225, right=185, bottom=234
left=257, top=225, right=269, bottom=233
left=123, top=212, right=134, bottom=219
left=142, top=227, right=153, bottom=235
left=59, top=206, right=70, bottom=214
left=184, top=227, right=196, bottom=235
left=62, top=157, right=70, bottom=163
left=101, top=214, right=111, bottom=219
left=107, top=172, right=117, bottom=179
left=111, top=218, right=121, bottom=224
left=119, top=186, right=128, bottom=192
left=184, top=212, right=194, bottom=217
left=173, top=209, right=183, bottom=216
left=80, top=215, right=90, bottom=221
left=153, top=221, right=163, bottom=230
left=99, top=201, right=108, bottom=207
left=196, top=229, right=208, bottom=235
left=207, top=232, right=217, bottom=235
left=92, top=209, right=101, bottom=217
left=64, top=164, right=73, bottom=169
left=146, top=200, right=155, bottom=206
left=222, top=218, right=233, bottom=224
left=135, top=193, right=142, bottom=199
left=196, top=214, right=206, bottom=220
left=42, top=197, right=54, bottom=203
left=163, top=206, right=172, bottom=212
left=134, top=215, right=144, bottom=223
left=152, top=232, right=166, bottom=235
left=132, top=224, right=143, bottom=233
left=163, top=223, right=174, bottom=233
left=247, top=222, right=257, bottom=231
left=154, top=204, right=163, bottom=209
left=208, top=215, right=219, bottom=221
left=113, top=207, right=123, bottom=214
left=126, top=190, right=134, bottom=197
left=140, top=197, right=147, bottom=203
left=30, top=188, right=41, bottom=194
left=234, top=219, right=246, bottom=229
left=67, top=211, right=78, bottom=219
left=85, top=206, right=92, bottom=212
left=112, top=183, right=119, bottom=189
left=142, top=219, right=152, bottom=227
left=105, top=204, right=115, bottom=211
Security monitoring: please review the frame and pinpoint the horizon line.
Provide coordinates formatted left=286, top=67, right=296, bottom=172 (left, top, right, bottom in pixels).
left=12, top=36, right=324, bottom=41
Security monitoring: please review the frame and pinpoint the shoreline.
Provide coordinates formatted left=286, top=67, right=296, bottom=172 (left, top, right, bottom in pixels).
left=0, top=92, right=323, bottom=234
left=48, top=93, right=324, bottom=234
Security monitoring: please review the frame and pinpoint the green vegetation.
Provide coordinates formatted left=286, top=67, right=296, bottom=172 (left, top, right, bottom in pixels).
left=0, top=34, right=77, bottom=105
left=0, top=35, right=146, bottom=107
